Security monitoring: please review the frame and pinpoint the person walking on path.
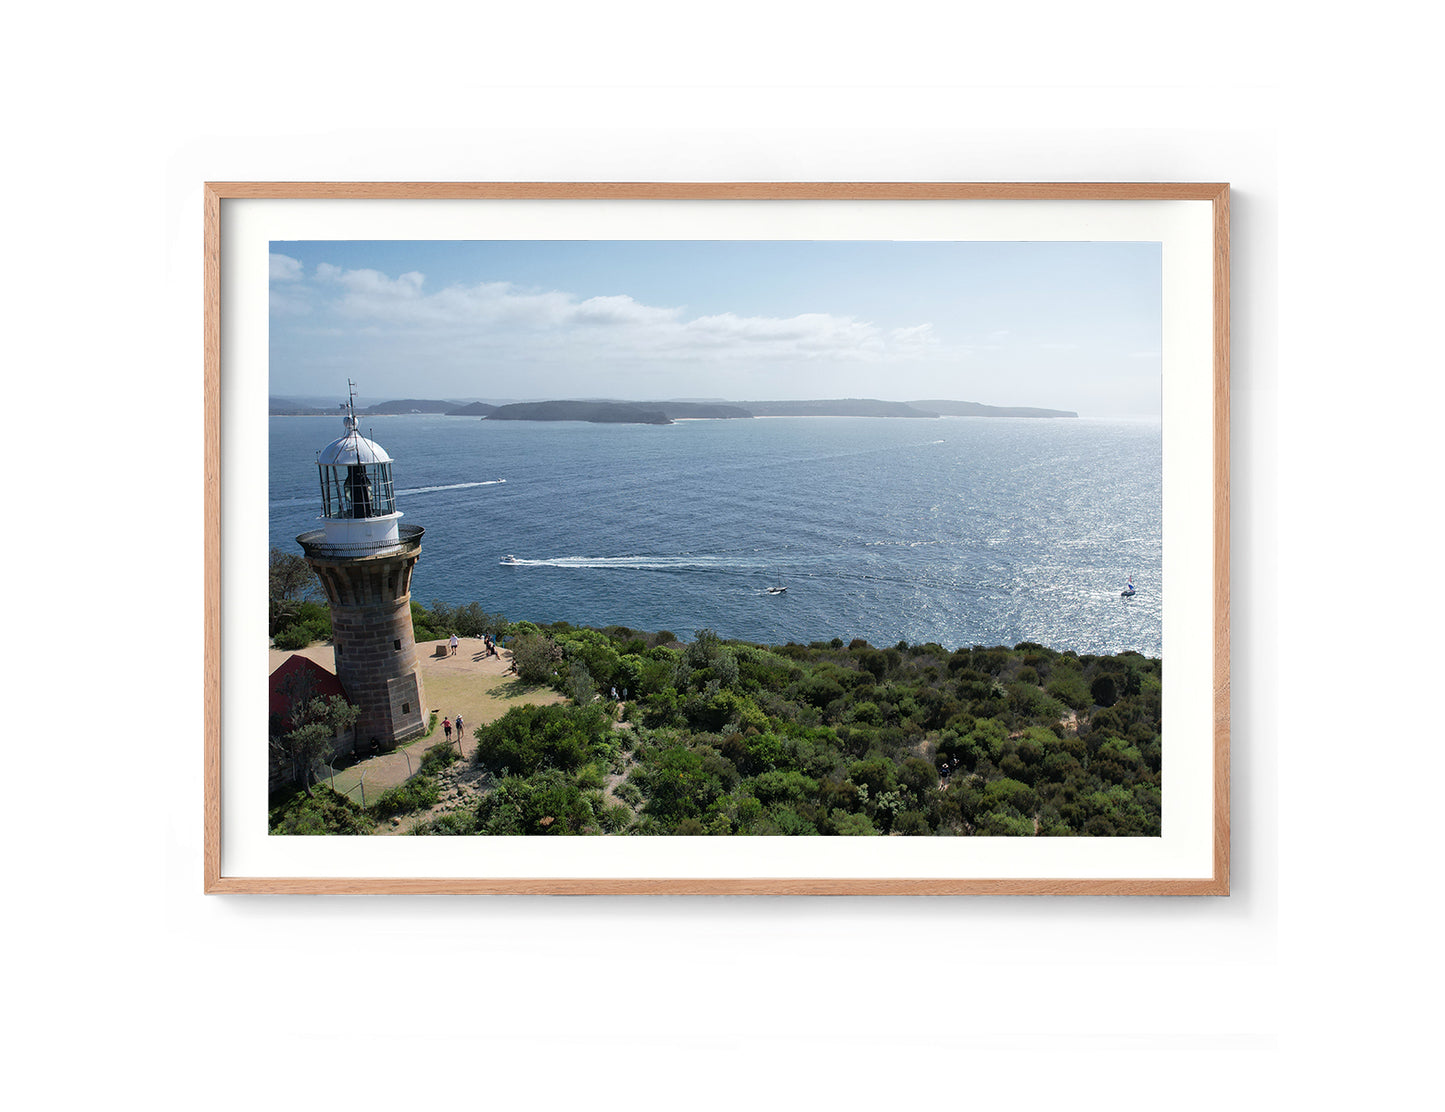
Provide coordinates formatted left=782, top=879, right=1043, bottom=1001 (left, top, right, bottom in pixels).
left=454, top=713, right=464, bottom=742
left=442, top=716, right=452, bottom=743
left=449, top=632, right=459, bottom=657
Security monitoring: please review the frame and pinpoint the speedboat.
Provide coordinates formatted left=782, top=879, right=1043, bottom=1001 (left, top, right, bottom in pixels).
left=766, top=585, right=787, bottom=595
left=500, top=554, right=519, bottom=565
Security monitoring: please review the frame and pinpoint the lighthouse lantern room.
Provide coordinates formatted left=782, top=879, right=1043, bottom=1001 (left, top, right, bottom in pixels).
left=315, top=411, right=402, bottom=550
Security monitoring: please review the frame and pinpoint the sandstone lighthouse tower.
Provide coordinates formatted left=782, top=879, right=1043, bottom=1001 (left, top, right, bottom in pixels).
left=297, top=387, right=427, bottom=747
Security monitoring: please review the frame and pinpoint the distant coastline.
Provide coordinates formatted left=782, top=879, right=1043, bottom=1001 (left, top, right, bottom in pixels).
left=269, top=396, right=1079, bottom=424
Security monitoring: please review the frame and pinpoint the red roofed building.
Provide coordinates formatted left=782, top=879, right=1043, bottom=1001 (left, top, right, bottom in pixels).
left=269, top=654, right=348, bottom=733
left=269, top=654, right=356, bottom=789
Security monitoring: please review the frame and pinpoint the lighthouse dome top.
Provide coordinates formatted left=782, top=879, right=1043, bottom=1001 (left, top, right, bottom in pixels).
left=318, top=414, right=393, bottom=466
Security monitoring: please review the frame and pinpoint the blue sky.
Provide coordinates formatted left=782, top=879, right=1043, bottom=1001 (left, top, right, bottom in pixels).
left=270, top=240, right=1162, bottom=416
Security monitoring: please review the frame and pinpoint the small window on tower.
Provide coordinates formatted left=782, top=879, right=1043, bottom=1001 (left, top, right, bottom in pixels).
left=335, top=644, right=343, bottom=656
left=393, top=639, right=402, bottom=651
left=401, top=702, right=410, bottom=714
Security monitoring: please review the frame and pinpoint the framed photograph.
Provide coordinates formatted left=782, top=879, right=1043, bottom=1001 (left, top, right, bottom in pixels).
left=205, top=182, right=1229, bottom=894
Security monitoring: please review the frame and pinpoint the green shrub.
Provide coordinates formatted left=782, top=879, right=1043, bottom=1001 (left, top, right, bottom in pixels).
left=423, top=600, right=507, bottom=639
left=475, top=770, right=598, bottom=835
left=751, top=769, right=818, bottom=804
left=613, top=780, right=644, bottom=808
left=574, top=761, right=608, bottom=791
left=269, top=785, right=372, bottom=835
left=410, top=810, right=479, bottom=835
left=370, top=776, right=440, bottom=818
left=828, top=809, right=877, bottom=836
left=419, top=742, right=458, bottom=776
left=273, top=624, right=315, bottom=651
left=512, top=632, right=563, bottom=685
left=1091, top=674, right=1119, bottom=707
left=565, top=660, right=597, bottom=703
left=983, top=777, right=1038, bottom=817
left=1046, top=672, right=1092, bottom=710
left=473, top=703, right=614, bottom=776
left=410, top=601, right=443, bottom=643
left=847, top=757, right=897, bottom=797
left=767, top=806, right=818, bottom=836
left=975, top=810, right=1036, bottom=836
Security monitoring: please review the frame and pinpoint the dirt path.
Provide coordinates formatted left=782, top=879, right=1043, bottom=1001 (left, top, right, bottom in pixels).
left=270, top=636, right=565, bottom=826
left=392, top=701, right=641, bottom=834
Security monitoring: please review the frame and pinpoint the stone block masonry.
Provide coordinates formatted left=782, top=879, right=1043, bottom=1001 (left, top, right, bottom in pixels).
left=306, top=548, right=428, bottom=747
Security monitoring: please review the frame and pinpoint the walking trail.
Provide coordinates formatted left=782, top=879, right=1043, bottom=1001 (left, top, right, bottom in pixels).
left=268, top=636, right=565, bottom=824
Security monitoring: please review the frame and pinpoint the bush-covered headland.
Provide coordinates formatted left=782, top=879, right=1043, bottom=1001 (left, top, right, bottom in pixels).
left=268, top=549, right=1162, bottom=837
left=457, top=622, right=1161, bottom=837
left=295, top=618, right=1160, bottom=838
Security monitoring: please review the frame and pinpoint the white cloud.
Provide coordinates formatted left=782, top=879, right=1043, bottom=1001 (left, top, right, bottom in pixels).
left=315, top=263, right=425, bottom=298
left=888, top=323, right=939, bottom=355
left=269, top=289, right=311, bottom=316
left=293, top=263, right=942, bottom=365
left=571, top=294, right=681, bottom=327
left=269, top=253, right=304, bottom=282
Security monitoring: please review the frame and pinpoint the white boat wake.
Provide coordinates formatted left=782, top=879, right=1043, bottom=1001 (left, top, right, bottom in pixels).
left=500, top=554, right=763, bottom=572
left=396, top=479, right=505, bottom=497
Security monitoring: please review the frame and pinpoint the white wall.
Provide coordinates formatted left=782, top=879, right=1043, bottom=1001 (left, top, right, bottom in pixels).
left=6, top=2, right=1433, bottom=1106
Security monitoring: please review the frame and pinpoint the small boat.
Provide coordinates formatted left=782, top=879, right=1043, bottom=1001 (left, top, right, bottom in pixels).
left=500, top=554, right=519, bottom=565
left=766, top=585, right=788, bottom=595
left=1120, top=578, right=1136, bottom=598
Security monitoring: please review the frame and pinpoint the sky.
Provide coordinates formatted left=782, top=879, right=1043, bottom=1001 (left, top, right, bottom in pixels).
left=269, top=240, right=1162, bottom=417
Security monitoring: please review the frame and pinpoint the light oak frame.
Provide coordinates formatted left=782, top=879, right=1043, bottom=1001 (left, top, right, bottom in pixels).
left=204, top=182, right=1229, bottom=895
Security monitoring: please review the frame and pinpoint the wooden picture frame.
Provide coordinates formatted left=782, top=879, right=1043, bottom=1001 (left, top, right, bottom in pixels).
left=205, top=182, right=1229, bottom=894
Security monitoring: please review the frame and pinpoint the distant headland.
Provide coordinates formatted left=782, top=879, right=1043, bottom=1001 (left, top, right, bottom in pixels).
left=269, top=397, right=1079, bottom=424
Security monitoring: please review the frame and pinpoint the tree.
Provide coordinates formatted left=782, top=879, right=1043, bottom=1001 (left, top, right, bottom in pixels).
left=475, top=770, right=598, bottom=835
left=679, top=628, right=739, bottom=691
left=271, top=691, right=359, bottom=796
left=269, top=547, right=322, bottom=635
left=639, top=745, right=716, bottom=823
left=511, top=632, right=562, bottom=685
left=847, top=756, right=897, bottom=797
left=564, top=659, right=596, bottom=703
left=472, top=703, right=612, bottom=776
left=828, top=809, right=877, bottom=835
left=898, top=756, right=938, bottom=801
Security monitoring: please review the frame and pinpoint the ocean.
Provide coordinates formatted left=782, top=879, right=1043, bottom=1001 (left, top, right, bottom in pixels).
left=269, top=413, right=1162, bottom=657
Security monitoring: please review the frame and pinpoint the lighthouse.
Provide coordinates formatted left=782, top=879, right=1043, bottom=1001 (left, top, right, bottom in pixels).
left=297, top=387, right=427, bottom=747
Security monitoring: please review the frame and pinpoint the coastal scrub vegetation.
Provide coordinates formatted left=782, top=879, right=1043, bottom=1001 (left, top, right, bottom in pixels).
left=265, top=590, right=1161, bottom=836
left=411, top=600, right=509, bottom=643
left=269, top=555, right=510, bottom=651
left=270, top=621, right=1161, bottom=836
left=453, top=622, right=1161, bottom=837
left=269, top=547, right=331, bottom=650
left=269, top=739, right=458, bottom=833
left=269, top=783, right=375, bottom=835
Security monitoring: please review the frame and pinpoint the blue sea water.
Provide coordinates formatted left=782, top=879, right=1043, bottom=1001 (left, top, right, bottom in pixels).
left=269, top=414, right=1162, bottom=657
